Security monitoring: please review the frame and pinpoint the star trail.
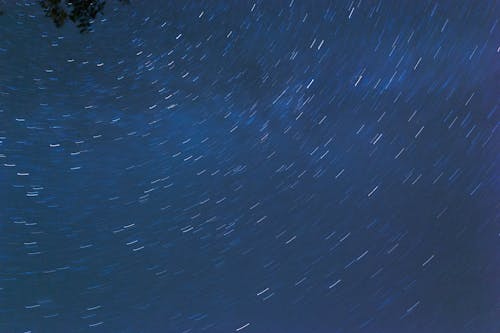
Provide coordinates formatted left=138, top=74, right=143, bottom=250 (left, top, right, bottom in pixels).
left=0, top=1, right=498, bottom=332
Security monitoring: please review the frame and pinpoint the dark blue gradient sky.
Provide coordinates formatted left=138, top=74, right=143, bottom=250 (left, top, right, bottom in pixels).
left=0, top=1, right=499, bottom=332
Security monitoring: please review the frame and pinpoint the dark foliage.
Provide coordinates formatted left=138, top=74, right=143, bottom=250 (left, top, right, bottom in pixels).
left=39, top=0, right=129, bottom=33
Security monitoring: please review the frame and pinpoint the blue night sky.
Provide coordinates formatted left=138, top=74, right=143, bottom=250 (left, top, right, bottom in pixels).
left=0, top=1, right=498, bottom=332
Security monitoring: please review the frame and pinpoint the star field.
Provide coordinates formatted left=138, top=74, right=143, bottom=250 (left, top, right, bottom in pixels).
left=0, top=1, right=499, bottom=332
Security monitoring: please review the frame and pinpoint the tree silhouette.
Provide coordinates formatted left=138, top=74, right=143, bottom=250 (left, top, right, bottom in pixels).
left=39, top=0, right=129, bottom=33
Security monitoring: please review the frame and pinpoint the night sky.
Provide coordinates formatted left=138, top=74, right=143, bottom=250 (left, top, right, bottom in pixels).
left=0, top=1, right=499, bottom=332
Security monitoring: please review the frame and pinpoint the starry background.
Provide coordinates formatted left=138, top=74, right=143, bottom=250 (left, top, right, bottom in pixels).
left=0, top=1, right=499, bottom=332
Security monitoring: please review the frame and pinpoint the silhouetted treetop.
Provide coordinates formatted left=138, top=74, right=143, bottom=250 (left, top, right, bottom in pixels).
left=39, top=0, right=129, bottom=33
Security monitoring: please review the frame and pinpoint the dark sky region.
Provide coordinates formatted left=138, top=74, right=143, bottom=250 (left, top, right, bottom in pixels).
left=0, top=1, right=499, bottom=332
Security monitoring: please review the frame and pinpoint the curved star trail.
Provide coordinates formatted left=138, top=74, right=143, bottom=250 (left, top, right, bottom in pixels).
left=0, top=1, right=498, bottom=332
